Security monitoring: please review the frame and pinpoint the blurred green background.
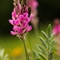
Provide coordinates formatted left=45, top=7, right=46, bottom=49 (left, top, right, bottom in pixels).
left=0, top=0, right=60, bottom=60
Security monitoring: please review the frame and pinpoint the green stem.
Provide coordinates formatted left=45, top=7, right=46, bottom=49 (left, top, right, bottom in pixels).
left=22, top=39, right=30, bottom=60
left=27, top=33, right=36, bottom=60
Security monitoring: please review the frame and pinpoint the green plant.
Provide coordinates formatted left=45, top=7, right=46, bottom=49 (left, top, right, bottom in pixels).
left=34, top=24, right=55, bottom=60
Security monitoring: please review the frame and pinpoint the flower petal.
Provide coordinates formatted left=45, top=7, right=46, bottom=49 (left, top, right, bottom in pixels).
left=23, top=13, right=28, bottom=17
left=13, top=26, right=18, bottom=31
left=19, top=15, right=24, bottom=20
left=9, top=20, right=13, bottom=25
left=26, top=25, right=32, bottom=32
left=13, top=20, right=20, bottom=25
left=10, top=31, right=17, bottom=35
left=30, top=14, right=34, bottom=19
left=18, top=27, right=23, bottom=34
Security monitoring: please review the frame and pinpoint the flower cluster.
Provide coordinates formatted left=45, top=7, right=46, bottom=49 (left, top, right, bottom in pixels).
left=28, top=0, right=38, bottom=11
left=52, top=18, right=60, bottom=35
left=52, top=24, right=60, bottom=35
left=9, top=0, right=33, bottom=38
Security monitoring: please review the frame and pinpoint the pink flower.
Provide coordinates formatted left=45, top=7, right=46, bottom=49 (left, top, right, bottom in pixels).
left=52, top=25, right=60, bottom=35
left=28, top=0, right=38, bottom=11
left=13, top=26, right=18, bottom=31
left=52, top=18, right=60, bottom=35
left=12, top=11, right=16, bottom=20
left=9, top=19, right=14, bottom=25
left=22, top=21, right=28, bottom=28
left=19, top=15, right=24, bottom=21
left=13, top=19, right=20, bottom=25
left=9, top=12, right=32, bottom=35
left=18, top=27, right=23, bottom=34
left=26, top=25, right=32, bottom=32
left=10, top=31, right=17, bottom=35
left=9, top=0, right=33, bottom=38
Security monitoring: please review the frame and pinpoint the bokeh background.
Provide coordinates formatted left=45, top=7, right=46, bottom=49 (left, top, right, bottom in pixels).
left=0, top=0, right=60, bottom=60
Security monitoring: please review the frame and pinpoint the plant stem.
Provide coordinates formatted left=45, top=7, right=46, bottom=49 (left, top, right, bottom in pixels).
left=27, top=33, right=36, bottom=60
left=22, top=39, right=30, bottom=60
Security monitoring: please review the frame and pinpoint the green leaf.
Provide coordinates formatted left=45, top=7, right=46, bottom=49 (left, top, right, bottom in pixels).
left=48, top=52, right=53, bottom=60
left=47, top=24, right=51, bottom=38
left=49, top=33, right=54, bottom=41
left=35, top=24, right=54, bottom=60
left=38, top=45, right=47, bottom=56
left=39, top=37, right=48, bottom=48
left=36, top=57, right=40, bottom=60
left=49, top=44, right=54, bottom=50
left=48, top=46, right=54, bottom=54
left=33, top=50, right=39, bottom=60
left=49, top=40, right=54, bottom=45
left=39, top=52, right=48, bottom=60
left=41, top=31, right=49, bottom=41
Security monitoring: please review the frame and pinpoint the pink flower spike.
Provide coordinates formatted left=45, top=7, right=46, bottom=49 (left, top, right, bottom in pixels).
left=33, top=1, right=38, bottom=9
left=52, top=28, right=58, bottom=35
left=26, top=25, right=32, bottom=32
left=18, top=27, right=23, bottom=34
left=10, top=31, right=17, bottom=35
left=27, top=18, right=31, bottom=23
left=13, top=20, right=20, bottom=25
left=23, top=13, right=28, bottom=17
left=52, top=25, right=59, bottom=35
left=13, top=26, right=18, bottom=31
left=19, top=15, right=24, bottom=20
left=25, top=6, right=28, bottom=13
left=12, top=11, right=16, bottom=17
left=9, top=20, right=13, bottom=25
left=22, top=21, right=28, bottom=28
left=12, top=11, right=16, bottom=20
left=30, top=14, right=34, bottom=19
left=28, top=0, right=38, bottom=11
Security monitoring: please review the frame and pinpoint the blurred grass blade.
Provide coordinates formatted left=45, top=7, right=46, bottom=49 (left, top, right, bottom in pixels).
left=3, top=54, right=8, bottom=60
left=0, top=48, right=8, bottom=60
left=0, top=49, right=4, bottom=58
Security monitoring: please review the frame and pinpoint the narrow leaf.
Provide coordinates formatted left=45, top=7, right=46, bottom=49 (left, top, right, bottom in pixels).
left=41, top=31, right=49, bottom=41
left=39, top=52, right=48, bottom=60
left=38, top=45, right=47, bottom=56
left=39, top=37, right=48, bottom=48
left=49, top=33, right=54, bottom=41
left=48, top=52, right=53, bottom=60
left=47, top=24, right=51, bottom=38
left=48, top=46, right=54, bottom=53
